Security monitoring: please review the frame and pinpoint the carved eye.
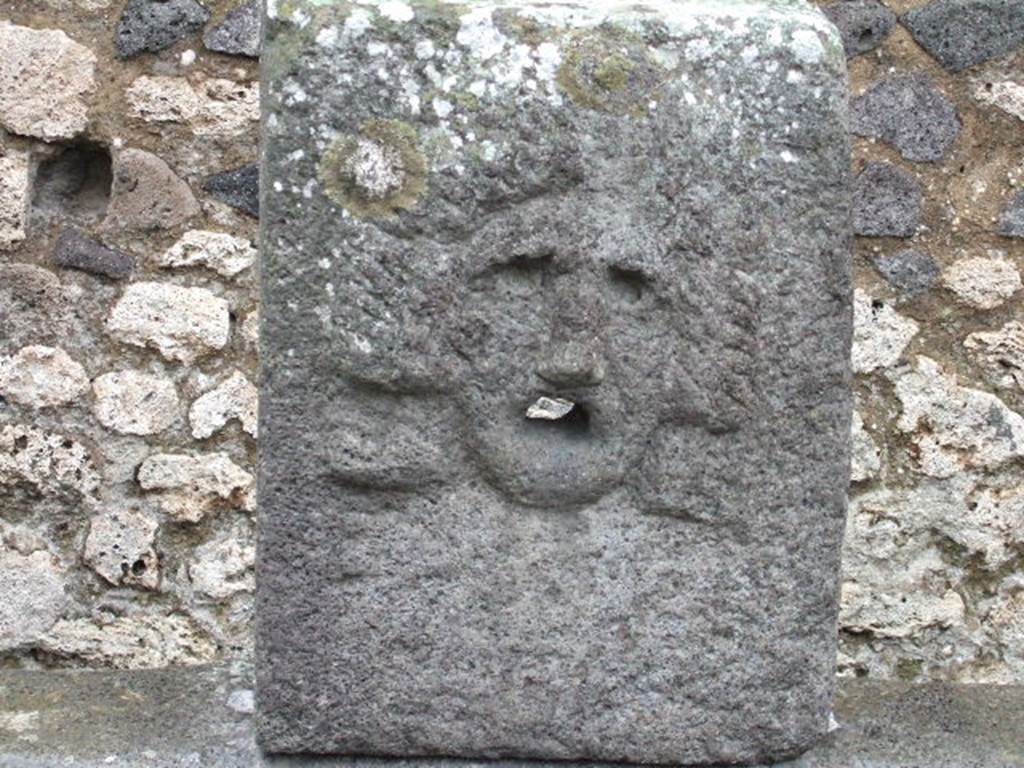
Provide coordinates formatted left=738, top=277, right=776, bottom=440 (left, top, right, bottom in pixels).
left=607, top=264, right=651, bottom=304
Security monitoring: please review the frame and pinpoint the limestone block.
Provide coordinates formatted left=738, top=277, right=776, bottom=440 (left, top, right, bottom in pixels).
left=106, top=282, right=230, bottom=364
left=103, top=149, right=201, bottom=232
left=189, top=370, right=258, bottom=438
left=0, top=145, right=31, bottom=251
left=942, top=253, right=1022, bottom=309
left=258, top=1, right=852, bottom=763
left=126, top=76, right=259, bottom=136
left=0, top=549, right=67, bottom=652
left=0, top=346, right=89, bottom=409
left=83, top=508, right=160, bottom=589
left=137, top=452, right=253, bottom=523
left=0, top=22, right=95, bottom=141
left=0, top=424, right=99, bottom=499
left=188, top=528, right=255, bottom=600
left=154, top=230, right=256, bottom=277
left=92, top=369, right=181, bottom=435
left=852, top=290, right=919, bottom=374
left=39, top=615, right=215, bottom=669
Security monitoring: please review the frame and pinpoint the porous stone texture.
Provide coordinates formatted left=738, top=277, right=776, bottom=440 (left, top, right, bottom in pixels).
left=0, top=143, right=31, bottom=251
left=83, top=507, right=160, bottom=589
left=964, top=321, right=1024, bottom=390
left=0, top=22, right=96, bottom=141
left=188, top=527, right=255, bottom=600
left=189, top=370, right=257, bottom=439
left=0, top=548, right=67, bottom=652
left=0, top=0, right=1020, bottom=696
left=154, top=229, right=256, bottom=277
left=92, top=370, right=181, bottom=435
left=853, top=162, right=921, bottom=237
left=103, top=148, right=201, bottom=232
left=126, top=75, right=259, bottom=136
left=822, top=0, right=896, bottom=57
left=52, top=228, right=135, bottom=279
left=259, top=1, right=852, bottom=762
left=0, top=424, right=100, bottom=500
left=941, top=253, right=1022, bottom=309
left=39, top=615, right=216, bottom=668
left=106, top=282, right=230, bottom=363
left=974, top=79, right=1024, bottom=122
left=902, top=0, right=1024, bottom=72
left=850, top=75, right=961, bottom=162
left=871, top=249, right=939, bottom=298
left=137, top=452, right=253, bottom=523
left=203, top=164, right=259, bottom=217
left=0, top=346, right=90, bottom=409
left=851, top=290, right=919, bottom=373
left=1000, top=189, right=1024, bottom=236
left=204, top=0, right=261, bottom=57
left=849, top=411, right=881, bottom=483
left=116, top=0, right=212, bottom=59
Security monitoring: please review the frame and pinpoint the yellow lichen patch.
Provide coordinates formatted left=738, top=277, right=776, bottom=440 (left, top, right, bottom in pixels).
left=317, top=119, right=427, bottom=218
left=556, top=29, right=665, bottom=115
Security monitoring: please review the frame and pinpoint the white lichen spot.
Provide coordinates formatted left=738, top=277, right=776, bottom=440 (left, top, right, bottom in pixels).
left=316, top=26, right=338, bottom=47
left=433, top=98, right=453, bottom=119
left=787, top=69, right=805, bottom=84
left=347, top=139, right=406, bottom=200
left=367, top=41, right=390, bottom=57
left=779, top=149, right=797, bottom=163
left=379, top=0, right=413, bottom=22
left=456, top=7, right=509, bottom=62
left=344, top=8, right=373, bottom=37
left=468, top=80, right=487, bottom=97
left=790, top=29, right=823, bottom=64
left=414, top=39, right=435, bottom=59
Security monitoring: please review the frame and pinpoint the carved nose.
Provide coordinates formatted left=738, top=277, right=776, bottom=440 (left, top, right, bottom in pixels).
left=536, top=340, right=606, bottom=388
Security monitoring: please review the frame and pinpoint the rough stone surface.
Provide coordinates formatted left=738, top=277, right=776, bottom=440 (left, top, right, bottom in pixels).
left=894, top=356, right=1024, bottom=477
left=821, top=0, right=896, bottom=57
left=0, top=144, right=31, bottom=251
left=902, top=0, right=1024, bottom=72
left=115, top=0, right=211, bottom=59
left=870, top=250, right=939, bottom=298
left=259, top=1, right=852, bottom=762
left=0, top=548, right=67, bottom=652
left=103, top=148, right=201, bottom=232
left=203, top=164, right=259, bottom=217
left=137, top=452, right=253, bottom=523
left=83, top=508, right=160, bottom=590
left=999, top=189, right=1024, bottom=236
left=203, top=0, right=261, bottom=57
left=0, top=345, right=89, bottom=409
left=850, top=75, right=961, bottom=163
left=52, top=228, right=135, bottom=279
left=1, top=665, right=1024, bottom=767
left=39, top=615, right=216, bottom=669
left=964, top=320, right=1024, bottom=391
left=853, top=163, right=922, bottom=237
left=190, top=370, right=258, bottom=439
left=126, top=75, right=259, bottom=136
left=92, top=369, right=181, bottom=435
left=0, top=21, right=96, bottom=141
left=188, top=528, right=255, bottom=600
left=0, top=423, right=99, bottom=500
left=154, top=229, right=256, bottom=277
left=974, top=79, right=1024, bottom=122
left=941, top=253, right=1022, bottom=309
left=849, top=411, right=881, bottom=483
left=851, top=290, right=918, bottom=373
left=106, top=282, right=230, bottom=364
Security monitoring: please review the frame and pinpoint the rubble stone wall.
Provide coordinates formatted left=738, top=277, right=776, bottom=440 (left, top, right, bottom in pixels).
left=0, top=0, right=1021, bottom=683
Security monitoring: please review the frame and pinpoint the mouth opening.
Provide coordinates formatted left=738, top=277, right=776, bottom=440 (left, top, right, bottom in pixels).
left=525, top=396, right=591, bottom=436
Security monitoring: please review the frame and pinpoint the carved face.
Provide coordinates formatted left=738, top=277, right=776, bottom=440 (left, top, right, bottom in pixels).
left=447, top=196, right=759, bottom=508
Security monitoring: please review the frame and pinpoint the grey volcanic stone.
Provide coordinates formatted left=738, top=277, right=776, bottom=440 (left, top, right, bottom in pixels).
left=259, top=1, right=851, bottom=765
left=116, top=0, right=211, bottom=58
left=203, top=0, right=261, bottom=57
left=850, top=75, right=960, bottom=162
left=872, top=250, right=940, bottom=297
left=203, top=164, right=258, bottom=217
left=902, top=0, right=1024, bottom=72
left=853, top=163, right=922, bottom=237
left=822, top=0, right=896, bottom=57
left=52, top=228, right=134, bottom=279
left=999, top=189, right=1024, bottom=237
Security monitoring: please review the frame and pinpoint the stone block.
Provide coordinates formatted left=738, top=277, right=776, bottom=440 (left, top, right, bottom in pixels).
left=258, top=1, right=852, bottom=765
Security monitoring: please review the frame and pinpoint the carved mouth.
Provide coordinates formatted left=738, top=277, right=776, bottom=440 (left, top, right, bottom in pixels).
left=525, top=396, right=591, bottom=436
